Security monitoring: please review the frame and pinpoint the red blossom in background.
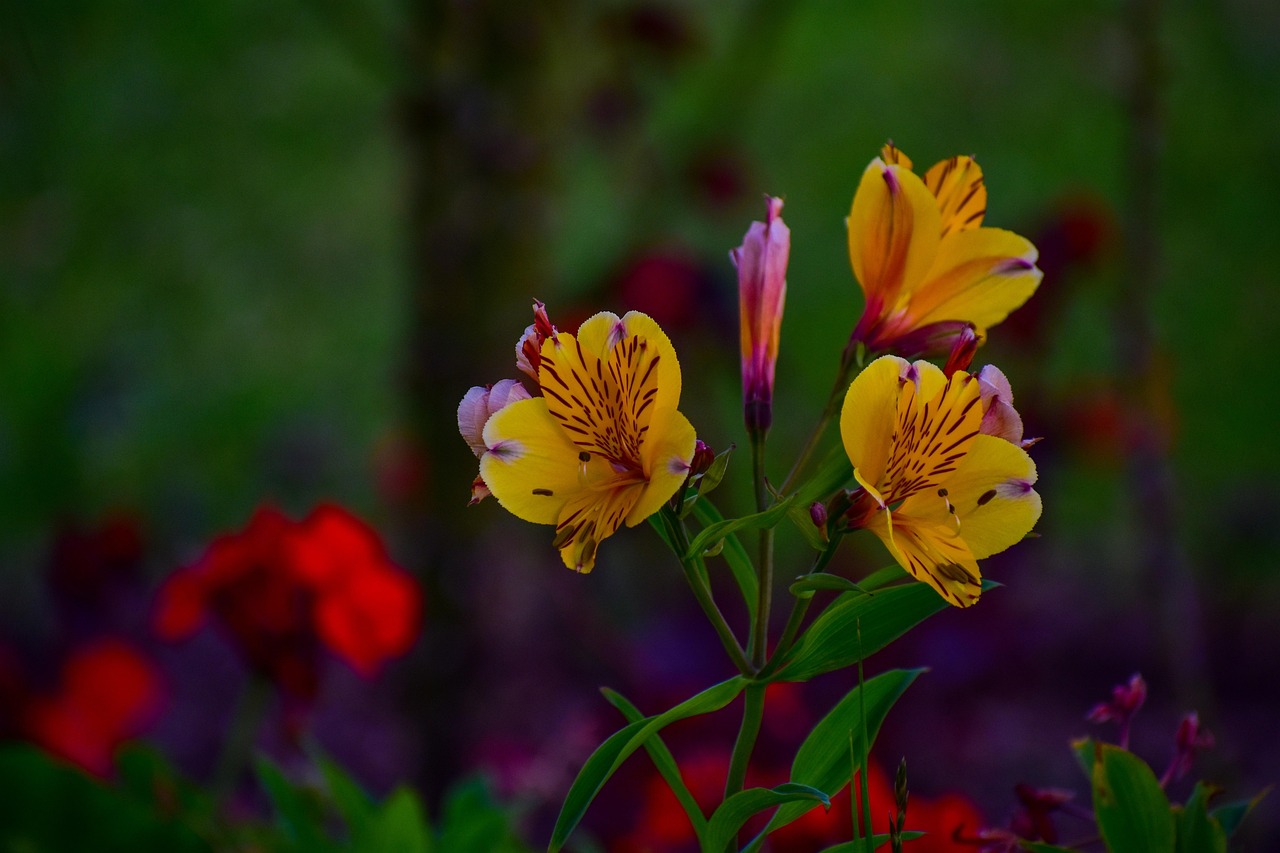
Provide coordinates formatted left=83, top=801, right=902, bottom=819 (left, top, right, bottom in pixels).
left=20, top=639, right=163, bottom=777
left=615, top=753, right=983, bottom=852
left=154, top=504, right=421, bottom=698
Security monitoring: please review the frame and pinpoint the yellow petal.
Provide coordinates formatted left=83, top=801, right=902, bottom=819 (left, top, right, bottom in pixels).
left=479, top=397, right=583, bottom=525
left=574, top=311, right=624, bottom=359
left=910, top=228, right=1042, bottom=332
left=923, top=156, right=987, bottom=236
left=882, top=369, right=983, bottom=503
left=879, top=142, right=913, bottom=170
left=841, top=355, right=909, bottom=494
left=553, top=480, right=642, bottom=573
left=847, top=158, right=940, bottom=305
left=627, top=409, right=696, bottom=526
left=899, top=434, right=1040, bottom=559
left=865, top=506, right=983, bottom=608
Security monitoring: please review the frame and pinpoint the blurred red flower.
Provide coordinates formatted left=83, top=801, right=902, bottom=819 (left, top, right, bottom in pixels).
left=21, top=639, right=163, bottom=777
left=154, top=504, right=421, bottom=697
left=615, top=752, right=983, bottom=853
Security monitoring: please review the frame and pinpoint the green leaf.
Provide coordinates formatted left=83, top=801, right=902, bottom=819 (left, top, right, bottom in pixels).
left=776, top=582, right=995, bottom=681
left=814, top=832, right=924, bottom=852
left=315, top=752, right=375, bottom=841
left=356, top=787, right=433, bottom=853
left=1090, top=743, right=1175, bottom=853
left=787, top=501, right=828, bottom=552
left=761, top=669, right=923, bottom=835
left=791, top=448, right=853, bottom=507
left=1070, top=737, right=1096, bottom=779
left=601, top=688, right=707, bottom=841
left=437, top=777, right=523, bottom=852
left=703, top=783, right=831, bottom=852
left=788, top=572, right=869, bottom=599
left=1175, top=781, right=1226, bottom=853
left=698, top=444, right=734, bottom=496
left=255, top=756, right=334, bottom=850
left=1209, top=785, right=1270, bottom=837
left=685, top=495, right=795, bottom=560
left=549, top=677, right=747, bottom=851
left=689, top=498, right=758, bottom=624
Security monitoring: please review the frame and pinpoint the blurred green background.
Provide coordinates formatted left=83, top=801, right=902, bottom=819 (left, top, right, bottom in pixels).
left=2, top=0, right=1277, bottom=845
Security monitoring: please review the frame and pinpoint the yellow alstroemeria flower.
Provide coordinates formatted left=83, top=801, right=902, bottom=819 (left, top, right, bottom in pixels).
left=847, top=143, right=1043, bottom=356
left=840, top=355, right=1041, bottom=607
left=480, top=311, right=697, bottom=573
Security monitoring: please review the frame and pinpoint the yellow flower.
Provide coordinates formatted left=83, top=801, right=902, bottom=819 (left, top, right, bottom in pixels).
left=480, top=310, right=697, bottom=573
left=840, top=355, right=1041, bottom=607
left=847, top=143, right=1042, bottom=356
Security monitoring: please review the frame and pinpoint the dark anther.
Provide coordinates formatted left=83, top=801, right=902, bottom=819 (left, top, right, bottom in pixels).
left=578, top=451, right=591, bottom=462
left=937, top=488, right=948, bottom=497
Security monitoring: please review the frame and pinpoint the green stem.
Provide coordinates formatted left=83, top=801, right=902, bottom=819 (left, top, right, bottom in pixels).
left=757, top=535, right=845, bottom=679
left=664, top=509, right=753, bottom=676
left=780, top=353, right=857, bottom=495
left=724, top=683, right=766, bottom=801
left=212, top=676, right=272, bottom=803
left=749, top=436, right=773, bottom=668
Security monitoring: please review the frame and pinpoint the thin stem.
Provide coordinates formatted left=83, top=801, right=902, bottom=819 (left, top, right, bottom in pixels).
left=781, top=351, right=858, bottom=495
left=757, top=536, right=845, bottom=679
left=212, top=676, right=272, bottom=803
left=749, top=436, right=773, bottom=668
left=724, top=683, right=766, bottom=800
left=664, top=509, right=753, bottom=676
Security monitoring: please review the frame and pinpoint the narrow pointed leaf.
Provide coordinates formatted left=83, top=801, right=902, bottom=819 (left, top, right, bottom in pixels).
left=1175, top=781, right=1226, bottom=853
left=761, top=669, right=923, bottom=835
left=703, top=784, right=830, bottom=852
left=776, top=582, right=996, bottom=681
left=689, top=498, right=758, bottom=624
left=601, top=688, right=707, bottom=841
left=812, top=832, right=924, bottom=852
left=1091, top=743, right=1175, bottom=853
left=685, top=496, right=795, bottom=559
left=1209, top=785, right=1269, bottom=838
left=698, top=445, right=734, bottom=496
left=549, top=677, right=747, bottom=851
left=789, top=573, right=870, bottom=599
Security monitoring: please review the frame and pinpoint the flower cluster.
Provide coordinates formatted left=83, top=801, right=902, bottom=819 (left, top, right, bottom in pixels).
left=154, top=504, right=421, bottom=699
left=461, top=305, right=697, bottom=573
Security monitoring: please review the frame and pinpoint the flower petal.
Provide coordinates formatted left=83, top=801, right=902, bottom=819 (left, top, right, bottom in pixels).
left=882, top=367, right=983, bottom=504
left=949, top=436, right=1041, bottom=559
left=923, top=156, right=987, bottom=236
left=900, top=433, right=1040, bottom=559
left=553, top=482, right=642, bottom=573
left=480, top=397, right=583, bottom=525
left=627, top=409, right=696, bottom=526
left=909, top=227, right=1042, bottom=332
left=847, top=158, right=940, bottom=306
left=841, top=355, right=909, bottom=494
left=865, top=506, right=983, bottom=608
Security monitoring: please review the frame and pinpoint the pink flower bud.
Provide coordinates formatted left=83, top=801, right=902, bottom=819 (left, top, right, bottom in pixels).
left=458, top=379, right=531, bottom=504
left=977, top=365, right=1037, bottom=447
left=943, top=324, right=981, bottom=377
left=1086, top=673, right=1146, bottom=749
left=1165, top=712, right=1214, bottom=784
left=732, top=196, right=789, bottom=437
left=808, top=501, right=828, bottom=528
left=515, top=299, right=558, bottom=382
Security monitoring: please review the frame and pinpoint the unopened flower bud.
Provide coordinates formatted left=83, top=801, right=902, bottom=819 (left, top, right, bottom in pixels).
left=1166, top=712, right=1213, bottom=783
left=808, top=501, right=828, bottom=529
left=515, top=299, right=558, bottom=382
left=458, top=379, right=532, bottom=504
left=690, top=439, right=715, bottom=478
left=976, top=365, right=1034, bottom=447
left=733, top=196, right=789, bottom=437
left=943, top=324, right=980, bottom=377
left=1086, top=673, right=1146, bottom=749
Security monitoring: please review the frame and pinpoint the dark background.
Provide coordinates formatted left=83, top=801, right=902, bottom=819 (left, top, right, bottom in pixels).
left=2, top=0, right=1276, bottom=847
